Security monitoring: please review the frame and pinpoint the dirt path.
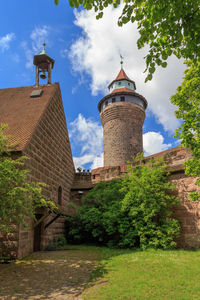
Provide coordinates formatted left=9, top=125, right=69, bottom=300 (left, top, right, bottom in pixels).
left=0, top=249, right=99, bottom=300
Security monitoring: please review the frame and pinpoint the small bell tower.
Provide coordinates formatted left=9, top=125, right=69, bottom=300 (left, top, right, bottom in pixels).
left=33, top=42, right=55, bottom=87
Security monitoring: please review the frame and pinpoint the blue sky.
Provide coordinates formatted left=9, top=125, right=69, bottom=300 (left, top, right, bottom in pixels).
left=0, top=1, right=185, bottom=170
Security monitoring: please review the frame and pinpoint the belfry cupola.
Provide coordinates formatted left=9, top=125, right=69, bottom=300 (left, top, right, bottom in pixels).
left=33, top=43, right=54, bottom=87
left=98, top=61, right=148, bottom=167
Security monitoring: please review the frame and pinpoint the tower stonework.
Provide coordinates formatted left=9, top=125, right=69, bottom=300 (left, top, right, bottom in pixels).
left=98, top=68, right=147, bottom=166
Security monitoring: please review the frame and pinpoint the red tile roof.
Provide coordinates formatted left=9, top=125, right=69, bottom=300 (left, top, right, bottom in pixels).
left=115, top=68, right=132, bottom=81
left=0, top=83, right=59, bottom=151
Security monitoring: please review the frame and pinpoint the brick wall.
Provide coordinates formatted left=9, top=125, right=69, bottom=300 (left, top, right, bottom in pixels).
left=100, top=102, right=145, bottom=166
left=17, top=84, right=75, bottom=257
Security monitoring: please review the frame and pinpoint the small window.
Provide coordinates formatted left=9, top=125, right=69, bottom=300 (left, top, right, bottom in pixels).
left=118, top=82, right=121, bottom=85
left=112, top=98, right=116, bottom=103
left=128, top=82, right=130, bottom=86
left=93, top=175, right=96, bottom=179
left=105, top=100, right=108, bottom=107
left=58, top=186, right=62, bottom=205
left=120, top=96, right=125, bottom=102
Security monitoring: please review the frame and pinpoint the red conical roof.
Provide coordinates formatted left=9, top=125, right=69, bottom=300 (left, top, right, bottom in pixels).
left=115, top=68, right=132, bottom=81
left=108, top=68, right=136, bottom=90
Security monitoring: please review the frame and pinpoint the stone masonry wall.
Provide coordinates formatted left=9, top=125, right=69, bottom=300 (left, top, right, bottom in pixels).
left=70, top=172, right=93, bottom=215
left=100, top=102, right=145, bottom=166
left=17, top=84, right=75, bottom=258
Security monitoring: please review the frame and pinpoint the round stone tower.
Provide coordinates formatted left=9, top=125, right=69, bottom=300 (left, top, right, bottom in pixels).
left=98, top=66, right=148, bottom=166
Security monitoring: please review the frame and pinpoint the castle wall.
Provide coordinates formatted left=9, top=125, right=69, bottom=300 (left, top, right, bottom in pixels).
left=100, top=102, right=145, bottom=166
left=17, top=85, right=75, bottom=257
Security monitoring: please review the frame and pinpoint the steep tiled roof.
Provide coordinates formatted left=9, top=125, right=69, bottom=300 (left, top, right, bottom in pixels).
left=108, top=68, right=136, bottom=90
left=0, top=83, right=59, bottom=151
left=115, top=68, right=132, bottom=81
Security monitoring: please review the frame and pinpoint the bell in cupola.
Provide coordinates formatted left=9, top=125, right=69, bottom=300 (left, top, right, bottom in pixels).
left=40, top=70, right=47, bottom=80
left=33, top=42, right=54, bottom=87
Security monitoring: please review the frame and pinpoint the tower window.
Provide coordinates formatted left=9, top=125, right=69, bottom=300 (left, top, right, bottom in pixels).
left=120, top=96, right=125, bottom=102
left=128, top=82, right=130, bottom=86
left=112, top=98, right=116, bottom=103
left=118, top=82, right=121, bottom=85
left=58, top=186, right=62, bottom=205
left=105, top=100, right=108, bottom=107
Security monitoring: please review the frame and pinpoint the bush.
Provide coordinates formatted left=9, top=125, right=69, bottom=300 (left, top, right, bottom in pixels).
left=44, top=235, right=67, bottom=251
left=66, top=155, right=180, bottom=249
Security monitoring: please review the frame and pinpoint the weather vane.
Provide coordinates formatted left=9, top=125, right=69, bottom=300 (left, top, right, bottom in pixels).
left=120, top=54, right=124, bottom=69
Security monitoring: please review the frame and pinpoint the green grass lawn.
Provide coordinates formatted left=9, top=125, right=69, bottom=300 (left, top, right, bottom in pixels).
left=68, top=246, right=200, bottom=300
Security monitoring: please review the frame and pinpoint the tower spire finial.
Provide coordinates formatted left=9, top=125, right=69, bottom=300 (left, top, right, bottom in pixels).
left=120, top=54, right=124, bottom=69
left=39, top=41, right=47, bottom=55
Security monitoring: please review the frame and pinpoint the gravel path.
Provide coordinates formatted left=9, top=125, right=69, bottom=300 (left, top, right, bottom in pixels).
left=0, top=249, right=99, bottom=300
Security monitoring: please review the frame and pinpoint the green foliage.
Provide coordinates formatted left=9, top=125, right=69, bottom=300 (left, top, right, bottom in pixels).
left=171, top=61, right=200, bottom=201
left=55, top=0, right=200, bottom=81
left=0, top=124, right=57, bottom=234
left=66, top=180, right=135, bottom=248
left=44, top=235, right=67, bottom=251
left=66, top=155, right=180, bottom=249
left=56, top=235, right=67, bottom=247
left=121, top=154, right=180, bottom=249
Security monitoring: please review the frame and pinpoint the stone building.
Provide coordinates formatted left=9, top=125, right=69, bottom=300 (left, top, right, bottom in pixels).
left=0, top=45, right=75, bottom=258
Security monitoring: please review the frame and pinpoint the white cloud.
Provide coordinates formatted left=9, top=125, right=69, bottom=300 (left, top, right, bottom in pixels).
left=22, top=26, right=50, bottom=68
left=143, top=132, right=171, bottom=156
left=69, top=7, right=185, bottom=132
left=91, top=153, right=104, bottom=169
left=69, top=114, right=103, bottom=169
left=0, top=33, right=15, bottom=52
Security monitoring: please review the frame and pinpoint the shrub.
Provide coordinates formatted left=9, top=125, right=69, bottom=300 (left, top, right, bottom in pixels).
left=66, top=155, right=180, bottom=249
left=44, top=235, right=67, bottom=251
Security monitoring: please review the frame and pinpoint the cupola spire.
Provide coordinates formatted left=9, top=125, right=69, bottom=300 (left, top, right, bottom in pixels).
left=120, top=54, right=124, bottom=69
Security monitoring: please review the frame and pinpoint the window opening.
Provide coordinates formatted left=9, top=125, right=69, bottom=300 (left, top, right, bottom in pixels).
left=120, top=96, right=125, bottom=102
left=112, top=98, right=116, bottom=103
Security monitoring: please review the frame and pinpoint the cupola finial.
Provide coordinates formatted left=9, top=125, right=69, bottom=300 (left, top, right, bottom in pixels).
left=120, top=54, right=124, bottom=69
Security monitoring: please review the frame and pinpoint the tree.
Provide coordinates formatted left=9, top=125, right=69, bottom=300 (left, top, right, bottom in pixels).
left=121, top=155, right=180, bottom=249
left=171, top=61, right=200, bottom=201
left=55, top=0, right=200, bottom=81
left=66, top=155, right=180, bottom=249
left=0, top=124, right=56, bottom=234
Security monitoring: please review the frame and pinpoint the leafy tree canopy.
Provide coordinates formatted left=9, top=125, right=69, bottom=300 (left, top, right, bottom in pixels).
left=171, top=61, right=200, bottom=201
left=55, top=0, right=200, bottom=81
left=0, top=124, right=57, bottom=234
